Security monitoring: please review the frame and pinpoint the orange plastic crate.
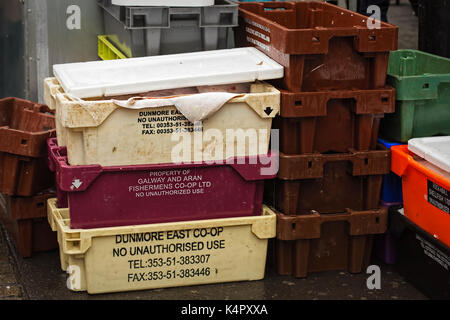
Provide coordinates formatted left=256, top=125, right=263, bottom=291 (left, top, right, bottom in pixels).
left=391, top=145, right=450, bottom=247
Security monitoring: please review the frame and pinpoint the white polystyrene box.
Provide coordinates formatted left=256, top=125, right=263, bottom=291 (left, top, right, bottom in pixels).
left=53, top=48, right=284, bottom=99
left=408, top=136, right=450, bottom=173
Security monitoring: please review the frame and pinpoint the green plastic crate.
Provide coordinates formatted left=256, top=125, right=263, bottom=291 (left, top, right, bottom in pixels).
left=381, top=50, right=450, bottom=142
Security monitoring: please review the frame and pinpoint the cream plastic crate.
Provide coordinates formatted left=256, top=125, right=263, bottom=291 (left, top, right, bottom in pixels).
left=44, top=78, right=280, bottom=166
left=47, top=198, right=276, bottom=294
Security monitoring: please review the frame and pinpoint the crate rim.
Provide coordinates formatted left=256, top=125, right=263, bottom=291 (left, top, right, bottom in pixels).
left=238, top=1, right=398, bottom=42
left=47, top=198, right=277, bottom=255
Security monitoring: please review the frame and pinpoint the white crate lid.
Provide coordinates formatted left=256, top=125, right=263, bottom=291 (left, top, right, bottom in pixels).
left=408, top=136, right=450, bottom=173
left=53, top=47, right=284, bottom=99
left=111, top=0, right=214, bottom=6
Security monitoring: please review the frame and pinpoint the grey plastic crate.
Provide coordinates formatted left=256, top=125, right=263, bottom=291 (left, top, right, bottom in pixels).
left=98, top=0, right=238, bottom=57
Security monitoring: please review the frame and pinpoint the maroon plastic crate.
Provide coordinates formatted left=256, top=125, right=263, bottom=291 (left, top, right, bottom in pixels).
left=47, top=138, right=277, bottom=229
left=236, top=1, right=398, bottom=92
left=0, top=191, right=57, bottom=258
left=276, top=86, right=395, bottom=154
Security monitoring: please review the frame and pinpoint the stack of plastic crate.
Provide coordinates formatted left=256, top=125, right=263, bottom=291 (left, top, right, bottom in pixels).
left=365, top=50, right=450, bottom=265
left=236, top=1, right=399, bottom=277
left=389, top=137, right=449, bottom=299
left=97, top=0, right=238, bottom=60
left=380, top=49, right=450, bottom=298
left=43, top=47, right=286, bottom=294
left=0, top=97, right=57, bottom=257
left=373, top=50, right=450, bottom=265
left=378, top=50, right=450, bottom=210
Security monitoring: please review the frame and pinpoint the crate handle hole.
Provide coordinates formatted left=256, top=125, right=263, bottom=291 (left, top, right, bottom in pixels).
left=369, top=35, right=376, bottom=41
left=219, top=12, right=233, bottom=25
left=291, top=223, right=296, bottom=230
left=133, top=15, right=146, bottom=28
left=21, top=139, right=27, bottom=145
left=423, top=83, right=429, bottom=89
left=36, top=202, right=44, bottom=208
left=295, top=100, right=303, bottom=106
left=312, top=36, right=320, bottom=43
left=375, top=217, right=380, bottom=224
left=381, top=97, right=389, bottom=103
left=308, top=161, right=312, bottom=168
left=364, top=158, right=369, bottom=165
left=70, top=241, right=80, bottom=249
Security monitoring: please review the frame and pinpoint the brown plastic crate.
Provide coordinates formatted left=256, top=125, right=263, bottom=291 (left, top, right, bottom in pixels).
left=274, top=207, right=388, bottom=278
left=236, top=1, right=398, bottom=92
left=0, top=153, right=54, bottom=196
left=265, top=149, right=390, bottom=214
left=0, top=191, right=57, bottom=258
left=0, top=97, right=55, bottom=196
left=0, top=97, right=55, bottom=157
left=276, top=87, right=395, bottom=154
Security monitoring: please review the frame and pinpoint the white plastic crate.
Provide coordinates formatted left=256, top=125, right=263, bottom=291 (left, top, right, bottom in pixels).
left=47, top=198, right=276, bottom=294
